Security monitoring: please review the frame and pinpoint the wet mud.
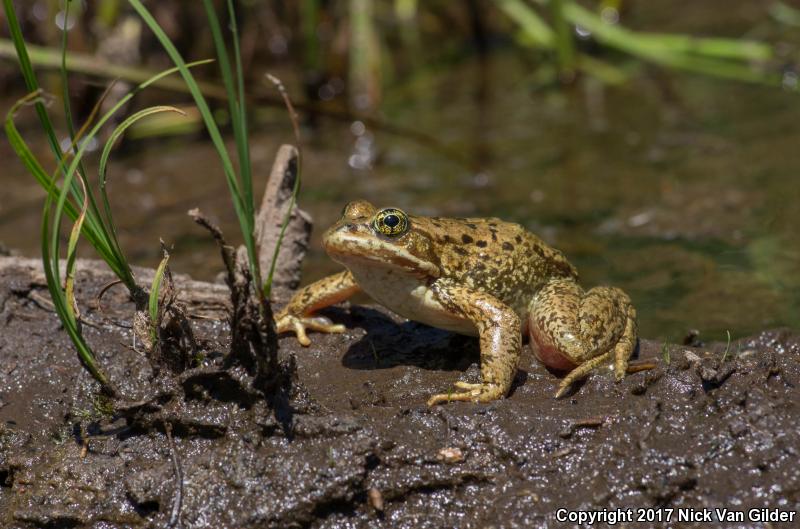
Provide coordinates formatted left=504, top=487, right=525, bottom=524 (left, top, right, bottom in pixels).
left=0, top=258, right=798, bottom=528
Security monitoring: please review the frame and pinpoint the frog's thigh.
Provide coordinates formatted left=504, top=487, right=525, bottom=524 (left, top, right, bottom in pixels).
left=429, top=279, right=521, bottom=404
left=528, top=278, right=636, bottom=394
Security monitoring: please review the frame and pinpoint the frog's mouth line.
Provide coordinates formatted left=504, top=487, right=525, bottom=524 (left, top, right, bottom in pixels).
left=324, top=233, right=440, bottom=278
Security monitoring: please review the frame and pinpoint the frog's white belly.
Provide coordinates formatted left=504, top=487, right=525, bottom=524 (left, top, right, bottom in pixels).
left=347, top=265, right=477, bottom=336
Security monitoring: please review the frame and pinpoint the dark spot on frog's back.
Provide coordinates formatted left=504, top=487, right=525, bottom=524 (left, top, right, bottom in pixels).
left=443, top=234, right=454, bottom=243
left=466, top=223, right=478, bottom=230
left=461, top=234, right=474, bottom=244
left=502, top=242, right=514, bottom=251
left=515, top=235, right=522, bottom=244
left=453, top=247, right=468, bottom=256
left=476, top=240, right=487, bottom=248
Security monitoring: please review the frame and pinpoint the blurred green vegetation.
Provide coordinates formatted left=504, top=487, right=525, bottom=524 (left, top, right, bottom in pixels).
left=1, top=0, right=795, bottom=131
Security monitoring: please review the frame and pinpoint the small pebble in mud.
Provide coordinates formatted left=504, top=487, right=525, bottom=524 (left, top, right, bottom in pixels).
left=684, top=350, right=703, bottom=364
left=698, top=363, right=736, bottom=386
left=437, top=447, right=464, bottom=464
left=367, top=487, right=384, bottom=512
left=552, top=447, right=574, bottom=458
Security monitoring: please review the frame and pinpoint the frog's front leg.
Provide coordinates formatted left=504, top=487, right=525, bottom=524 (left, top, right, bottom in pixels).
left=528, top=278, right=637, bottom=398
left=275, top=270, right=361, bottom=346
left=427, top=278, right=522, bottom=406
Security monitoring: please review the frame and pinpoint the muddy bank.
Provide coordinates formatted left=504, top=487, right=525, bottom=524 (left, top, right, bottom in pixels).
left=0, top=256, right=798, bottom=528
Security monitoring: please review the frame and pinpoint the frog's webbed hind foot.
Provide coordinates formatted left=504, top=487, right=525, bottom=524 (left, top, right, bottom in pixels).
left=427, top=382, right=505, bottom=406
left=275, top=313, right=345, bottom=347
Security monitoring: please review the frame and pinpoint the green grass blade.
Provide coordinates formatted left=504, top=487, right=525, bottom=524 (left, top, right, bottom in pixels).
left=99, top=105, right=186, bottom=263
left=149, top=250, right=170, bottom=343
left=60, top=0, right=89, bottom=177
left=129, top=0, right=260, bottom=293
left=202, top=0, right=258, bottom=286
left=562, top=2, right=781, bottom=86
left=59, top=0, right=114, bottom=258
left=226, top=0, right=254, bottom=221
left=722, top=330, right=732, bottom=362
left=497, top=0, right=555, bottom=48
left=64, top=178, right=89, bottom=324
left=264, top=164, right=301, bottom=299
left=769, top=2, right=800, bottom=28
left=2, top=0, right=64, bottom=167
left=0, top=38, right=227, bottom=97
left=41, top=164, right=116, bottom=396
left=550, top=0, right=576, bottom=77
left=632, top=33, right=772, bottom=62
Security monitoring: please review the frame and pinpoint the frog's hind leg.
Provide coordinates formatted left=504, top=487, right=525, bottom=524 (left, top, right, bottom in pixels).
left=528, top=278, right=637, bottom=398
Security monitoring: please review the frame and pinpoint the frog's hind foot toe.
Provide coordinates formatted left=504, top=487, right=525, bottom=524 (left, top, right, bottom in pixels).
left=553, top=350, right=615, bottom=398
left=427, top=383, right=505, bottom=406
left=553, top=379, right=576, bottom=399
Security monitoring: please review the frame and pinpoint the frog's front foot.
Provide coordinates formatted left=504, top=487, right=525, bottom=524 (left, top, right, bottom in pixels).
left=427, top=381, right=505, bottom=406
left=275, top=312, right=346, bottom=347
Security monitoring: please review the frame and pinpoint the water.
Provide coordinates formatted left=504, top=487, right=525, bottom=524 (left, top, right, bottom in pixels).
left=1, top=50, right=798, bottom=344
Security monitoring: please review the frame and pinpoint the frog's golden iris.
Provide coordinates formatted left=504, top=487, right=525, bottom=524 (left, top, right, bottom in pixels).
left=372, top=208, right=409, bottom=237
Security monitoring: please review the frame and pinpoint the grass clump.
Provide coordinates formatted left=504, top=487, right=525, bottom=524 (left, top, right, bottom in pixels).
left=2, top=0, right=295, bottom=399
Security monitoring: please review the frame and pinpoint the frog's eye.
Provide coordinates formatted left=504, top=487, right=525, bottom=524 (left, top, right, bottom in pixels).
left=373, top=208, right=409, bottom=237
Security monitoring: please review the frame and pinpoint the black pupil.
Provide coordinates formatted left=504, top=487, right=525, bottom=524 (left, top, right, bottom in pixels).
left=384, top=214, right=400, bottom=228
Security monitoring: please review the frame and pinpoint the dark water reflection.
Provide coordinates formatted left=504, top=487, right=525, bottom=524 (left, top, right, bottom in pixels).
left=1, top=51, right=798, bottom=343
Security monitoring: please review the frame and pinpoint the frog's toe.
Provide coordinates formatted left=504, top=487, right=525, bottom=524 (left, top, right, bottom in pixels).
left=453, top=381, right=483, bottom=391
left=554, top=379, right=574, bottom=399
left=427, top=391, right=472, bottom=406
left=276, top=314, right=345, bottom=347
left=553, top=349, right=614, bottom=398
left=302, top=315, right=346, bottom=334
left=427, top=383, right=505, bottom=406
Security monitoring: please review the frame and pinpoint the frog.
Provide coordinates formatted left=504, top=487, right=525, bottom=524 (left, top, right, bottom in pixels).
left=275, top=200, right=638, bottom=405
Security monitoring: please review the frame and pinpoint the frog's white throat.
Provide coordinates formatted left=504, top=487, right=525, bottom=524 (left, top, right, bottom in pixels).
left=341, top=259, right=477, bottom=337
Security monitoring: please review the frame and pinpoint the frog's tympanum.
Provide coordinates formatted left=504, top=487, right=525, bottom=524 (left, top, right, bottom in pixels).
left=276, top=201, right=637, bottom=405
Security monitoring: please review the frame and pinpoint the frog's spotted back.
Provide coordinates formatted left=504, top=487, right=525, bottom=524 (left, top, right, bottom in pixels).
left=409, top=214, right=577, bottom=317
